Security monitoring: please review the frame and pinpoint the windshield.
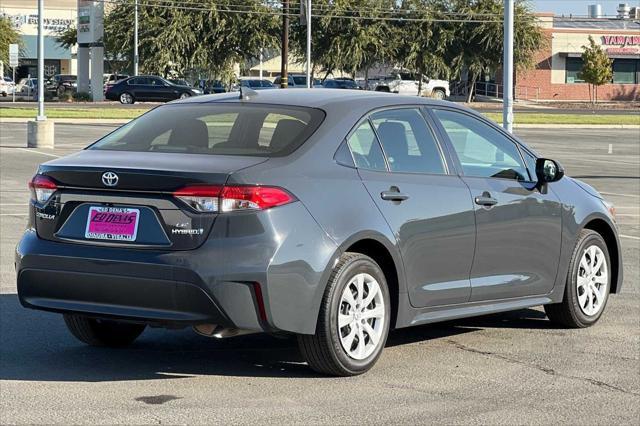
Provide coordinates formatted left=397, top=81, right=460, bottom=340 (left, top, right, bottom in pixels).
left=90, top=103, right=325, bottom=157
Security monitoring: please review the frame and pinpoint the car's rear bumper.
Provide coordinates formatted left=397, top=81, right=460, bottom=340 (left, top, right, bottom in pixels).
left=16, top=202, right=338, bottom=334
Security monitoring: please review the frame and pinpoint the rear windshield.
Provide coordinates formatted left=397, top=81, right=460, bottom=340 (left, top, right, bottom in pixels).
left=89, top=103, right=325, bottom=157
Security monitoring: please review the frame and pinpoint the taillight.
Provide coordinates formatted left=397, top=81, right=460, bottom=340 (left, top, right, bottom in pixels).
left=28, top=174, right=58, bottom=204
left=173, top=184, right=295, bottom=213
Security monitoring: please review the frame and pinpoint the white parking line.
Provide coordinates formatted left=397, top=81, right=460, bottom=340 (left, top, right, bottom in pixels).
left=620, top=234, right=640, bottom=241
left=601, top=192, right=640, bottom=199
left=13, top=148, right=60, bottom=158
left=0, top=213, right=28, bottom=216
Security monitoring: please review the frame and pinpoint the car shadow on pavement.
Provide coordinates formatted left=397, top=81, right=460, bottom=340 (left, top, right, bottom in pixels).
left=0, top=294, right=552, bottom=382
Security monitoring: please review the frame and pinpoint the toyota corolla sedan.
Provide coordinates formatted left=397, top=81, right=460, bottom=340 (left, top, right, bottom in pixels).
left=16, top=90, right=622, bottom=376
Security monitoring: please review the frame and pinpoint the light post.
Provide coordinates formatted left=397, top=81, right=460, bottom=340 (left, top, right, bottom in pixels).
left=134, top=0, right=139, bottom=75
left=503, top=0, right=514, bottom=133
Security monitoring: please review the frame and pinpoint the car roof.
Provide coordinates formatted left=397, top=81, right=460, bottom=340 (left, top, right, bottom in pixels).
left=176, top=88, right=453, bottom=110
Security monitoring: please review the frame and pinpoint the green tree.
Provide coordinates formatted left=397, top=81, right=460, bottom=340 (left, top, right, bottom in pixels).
left=0, top=16, right=21, bottom=74
left=103, top=0, right=279, bottom=80
left=445, top=0, right=545, bottom=102
left=579, top=35, right=612, bottom=105
left=290, top=0, right=396, bottom=81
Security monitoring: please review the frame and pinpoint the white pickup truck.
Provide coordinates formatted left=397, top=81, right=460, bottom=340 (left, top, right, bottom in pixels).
left=373, top=72, right=450, bottom=99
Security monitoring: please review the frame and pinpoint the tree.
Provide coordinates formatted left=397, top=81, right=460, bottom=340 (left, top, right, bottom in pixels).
left=0, top=16, right=21, bottom=74
left=445, top=0, right=545, bottom=102
left=290, top=0, right=396, bottom=81
left=580, top=35, right=612, bottom=105
left=103, top=0, right=280, bottom=80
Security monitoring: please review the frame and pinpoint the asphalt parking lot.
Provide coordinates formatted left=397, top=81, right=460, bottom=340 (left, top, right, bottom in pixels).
left=0, top=123, right=638, bottom=424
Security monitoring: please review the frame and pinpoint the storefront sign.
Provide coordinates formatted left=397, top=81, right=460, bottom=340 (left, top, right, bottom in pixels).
left=601, top=35, right=640, bottom=46
left=0, top=12, right=74, bottom=32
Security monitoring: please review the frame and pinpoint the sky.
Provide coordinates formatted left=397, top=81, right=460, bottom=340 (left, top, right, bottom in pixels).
left=534, top=0, right=640, bottom=16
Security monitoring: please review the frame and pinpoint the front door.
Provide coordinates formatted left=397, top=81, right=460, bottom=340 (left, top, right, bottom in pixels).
left=431, top=108, right=562, bottom=301
left=348, top=108, right=476, bottom=308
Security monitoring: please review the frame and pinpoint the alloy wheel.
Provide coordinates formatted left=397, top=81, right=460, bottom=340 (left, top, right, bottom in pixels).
left=576, top=245, right=608, bottom=316
left=120, top=93, right=132, bottom=104
left=180, top=93, right=191, bottom=99
left=338, top=273, right=385, bottom=360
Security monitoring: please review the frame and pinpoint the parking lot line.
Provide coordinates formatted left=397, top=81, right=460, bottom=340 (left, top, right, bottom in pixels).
left=14, top=148, right=60, bottom=158
left=620, top=234, right=640, bottom=240
left=0, top=213, right=28, bottom=216
left=602, top=192, right=640, bottom=198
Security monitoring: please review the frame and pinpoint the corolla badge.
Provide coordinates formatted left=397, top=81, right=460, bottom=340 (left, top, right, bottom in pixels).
left=101, top=171, right=119, bottom=187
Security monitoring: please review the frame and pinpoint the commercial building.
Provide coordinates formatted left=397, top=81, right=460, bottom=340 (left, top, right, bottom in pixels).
left=1, top=0, right=77, bottom=80
left=516, top=7, right=639, bottom=101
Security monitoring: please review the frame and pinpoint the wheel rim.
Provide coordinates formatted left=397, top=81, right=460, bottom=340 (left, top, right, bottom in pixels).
left=120, top=93, right=131, bottom=103
left=576, top=245, right=608, bottom=316
left=180, top=93, right=190, bottom=99
left=434, top=91, right=444, bottom=99
left=338, top=273, right=385, bottom=360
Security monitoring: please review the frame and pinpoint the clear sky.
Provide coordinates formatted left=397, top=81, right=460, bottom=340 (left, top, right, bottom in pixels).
left=533, top=0, right=640, bottom=16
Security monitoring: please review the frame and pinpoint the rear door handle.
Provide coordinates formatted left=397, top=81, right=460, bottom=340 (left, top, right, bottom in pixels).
left=381, top=190, right=409, bottom=202
left=474, top=194, right=498, bottom=206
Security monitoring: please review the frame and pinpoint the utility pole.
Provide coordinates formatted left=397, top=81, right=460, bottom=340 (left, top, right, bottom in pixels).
left=134, top=0, right=139, bottom=75
left=503, top=0, right=514, bottom=133
left=306, top=0, right=311, bottom=88
left=37, top=0, right=45, bottom=121
left=280, top=0, right=289, bottom=88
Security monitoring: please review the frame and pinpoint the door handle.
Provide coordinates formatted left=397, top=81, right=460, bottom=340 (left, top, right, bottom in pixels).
left=474, top=193, right=498, bottom=206
left=381, top=189, right=409, bottom=202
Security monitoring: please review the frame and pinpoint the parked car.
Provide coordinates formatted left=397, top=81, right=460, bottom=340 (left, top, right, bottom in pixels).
left=105, top=75, right=202, bottom=104
left=323, top=78, right=361, bottom=89
left=273, top=74, right=323, bottom=88
left=0, top=76, right=15, bottom=96
left=16, top=78, right=38, bottom=98
left=103, top=74, right=129, bottom=93
left=196, top=79, right=227, bottom=94
left=373, top=71, right=450, bottom=99
left=17, top=90, right=622, bottom=376
left=45, top=74, right=77, bottom=97
left=232, top=78, right=277, bottom=91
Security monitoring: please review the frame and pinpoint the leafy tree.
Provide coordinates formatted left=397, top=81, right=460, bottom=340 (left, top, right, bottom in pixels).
left=290, top=0, right=396, bottom=81
left=579, top=35, right=612, bottom=104
left=445, top=0, right=545, bottom=102
left=0, top=16, right=21, bottom=75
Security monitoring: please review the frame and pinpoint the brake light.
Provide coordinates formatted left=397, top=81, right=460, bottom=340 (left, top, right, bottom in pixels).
left=173, top=184, right=295, bottom=213
left=28, top=174, right=58, bottom=204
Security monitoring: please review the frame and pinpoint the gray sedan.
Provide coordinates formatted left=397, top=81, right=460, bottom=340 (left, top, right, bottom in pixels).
left=16, top=90, right=622, bottom=376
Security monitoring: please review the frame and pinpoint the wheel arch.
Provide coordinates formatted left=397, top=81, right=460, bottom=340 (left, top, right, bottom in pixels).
left=581, top=217, right=622, bottom=294
left=338, top=232, right=406, bottom=329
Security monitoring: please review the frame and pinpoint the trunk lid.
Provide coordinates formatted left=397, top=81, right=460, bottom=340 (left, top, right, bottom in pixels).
left=34, top=150, right=268, bottom=250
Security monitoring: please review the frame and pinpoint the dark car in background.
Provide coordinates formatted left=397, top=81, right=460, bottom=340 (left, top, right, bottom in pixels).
left=273, top=74, right=323, bottom=88
left=197, top=79, right=227, bottom=94
left=46, top=74, right=77, bottom=97
left=105, top=75, right=202, bottom=104
left=234, top=78, right=276, bottom=91
left=17, top=90, right=622, bottom=376
left=323, top=78, right=361, bottom=89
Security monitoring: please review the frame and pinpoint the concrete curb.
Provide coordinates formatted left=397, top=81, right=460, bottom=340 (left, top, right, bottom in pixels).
left=1, top=117, right=639, bottom=129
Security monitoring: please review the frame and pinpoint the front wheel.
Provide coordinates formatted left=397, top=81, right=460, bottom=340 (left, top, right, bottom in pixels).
left=64, top=314, right=146, bottom=347
left=432, top=89, right=446, bottom=100
left=179, top=92, right=191, bottom=99
left=545, top=229, right=611, bottom=328
left=298, top=252, right=390, bottom=376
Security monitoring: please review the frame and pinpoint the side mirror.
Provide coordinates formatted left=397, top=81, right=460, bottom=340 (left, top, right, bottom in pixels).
left=536, top=158, right=564, bottom=183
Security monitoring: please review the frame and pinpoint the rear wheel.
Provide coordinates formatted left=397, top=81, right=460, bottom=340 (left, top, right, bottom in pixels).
left=64, top=314, right=146, bottom=347
left=298, top=252, right=390, bottom=376
left=119, top=92, right=134, bottom=104
left=545, top=230, right=611, bottom=328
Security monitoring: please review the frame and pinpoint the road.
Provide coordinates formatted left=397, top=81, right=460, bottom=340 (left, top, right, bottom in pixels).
left=1, top=124, right=638, bottom=424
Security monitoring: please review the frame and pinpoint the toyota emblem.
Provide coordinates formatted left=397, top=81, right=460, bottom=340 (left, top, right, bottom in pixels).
left=101, top=171, right=119, bottom=187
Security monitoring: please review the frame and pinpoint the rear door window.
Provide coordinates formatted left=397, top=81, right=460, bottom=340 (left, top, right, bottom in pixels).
left=90, top=104, right=325, bottom=157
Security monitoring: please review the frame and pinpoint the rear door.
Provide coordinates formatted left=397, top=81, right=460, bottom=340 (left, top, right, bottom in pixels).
left=430, top=108, right=562, bottom=301
left=148, top=77, right=178, bottom=101
left=349, top=107, right=476, bottom=307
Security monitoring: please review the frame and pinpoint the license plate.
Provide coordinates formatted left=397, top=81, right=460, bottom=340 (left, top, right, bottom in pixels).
left=85, top=206, right=140, bottom=241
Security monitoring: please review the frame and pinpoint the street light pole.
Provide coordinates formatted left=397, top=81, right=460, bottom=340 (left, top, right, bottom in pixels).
left=134, top=0, right=139, bottom=76
left=306, top=0, right=311, bottom=88
left=37, top=0, right=45, bottom=120
left=503, top=0, right=514, bottom=133
left=280, top=0, right=289, bottom=88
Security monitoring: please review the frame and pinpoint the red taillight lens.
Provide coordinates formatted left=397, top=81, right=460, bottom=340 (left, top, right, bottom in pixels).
left=28, top=174, right=58, bottom=204
left=172, top=184, right=295, bottom=213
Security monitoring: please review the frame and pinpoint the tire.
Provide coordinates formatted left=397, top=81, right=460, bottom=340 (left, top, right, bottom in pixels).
left=119, top=92, right=135, bottom=104
left=179, top=92, right=191, bottom=99
left=375, top=86, right=390, bottom=93
left=63, top=314, right=146, bottom=347
left=298, top=252, right=391, bottom=376
left=544, top=229, right=611, bottom=328
left=432, top=89, right=446, bottom=100
left=56, top=86, right=65, bottom=98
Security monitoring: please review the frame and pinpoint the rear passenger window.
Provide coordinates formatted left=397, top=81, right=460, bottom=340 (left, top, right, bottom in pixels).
left=346, top=121, right=386, bottom=171
left=370, top=108, right=446, bottom=174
